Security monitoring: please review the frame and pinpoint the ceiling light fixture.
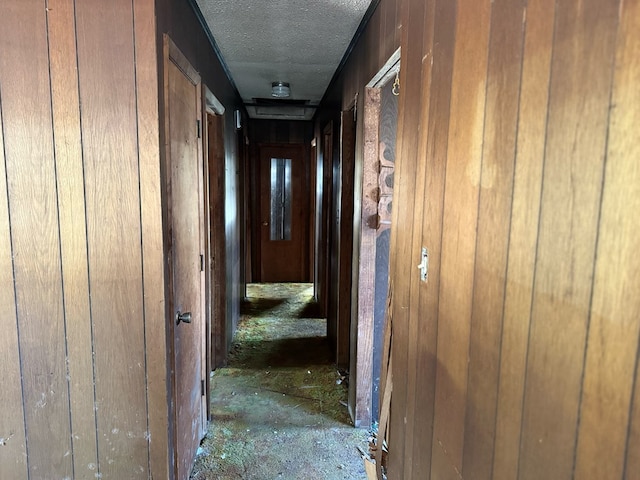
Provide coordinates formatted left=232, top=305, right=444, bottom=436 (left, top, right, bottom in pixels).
left=271, top=81, right=291, bottom=98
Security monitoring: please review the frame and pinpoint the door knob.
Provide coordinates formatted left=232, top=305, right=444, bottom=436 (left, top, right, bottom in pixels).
left=176, top=311, right=192, bottom=325
left=262, top=221, right=268, bottom=226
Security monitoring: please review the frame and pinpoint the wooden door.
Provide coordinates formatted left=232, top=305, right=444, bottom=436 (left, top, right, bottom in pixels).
left=164, top=37, right=206, bottom=480
left=259, top=144, right=308, bottom=282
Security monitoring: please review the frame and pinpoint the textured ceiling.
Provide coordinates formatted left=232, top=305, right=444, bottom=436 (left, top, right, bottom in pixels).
left=195, top=0, right=373, bottom=120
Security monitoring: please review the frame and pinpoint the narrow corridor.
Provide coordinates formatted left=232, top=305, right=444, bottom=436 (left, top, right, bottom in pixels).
left=190, top=284, right=369, bottom=479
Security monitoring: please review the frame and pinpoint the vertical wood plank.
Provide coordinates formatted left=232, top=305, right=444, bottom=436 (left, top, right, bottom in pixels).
left=574, top=0, right=639, bottom=477
left=0, top=1, right=73, bottom=476
left=410, top=0, right=457, bottom=476
left=386, top=0, right=428, bottom=474
left=518, top=0, right=620, bottom=478
left=0, top=83, right=28, bottom=480
left=429, top=0, right=491, bottom=478
left=629, top=367, right=640, bottom=480
left=462, top=1, right=525, bottom=478
left=133, top=0, right=169, bottom=478
left=402, top=0, right=435, bottom=477
left=75, top=0, right=149, bottom=476
left=47, top=1, right=99, bottom=476
left=353, top=88, right=380, bottom=427
left=492, top=0, right=555, bottom=478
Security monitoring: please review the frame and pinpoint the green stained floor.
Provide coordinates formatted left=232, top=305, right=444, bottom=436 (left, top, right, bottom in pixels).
left=190, top=283, right=369, bottom=480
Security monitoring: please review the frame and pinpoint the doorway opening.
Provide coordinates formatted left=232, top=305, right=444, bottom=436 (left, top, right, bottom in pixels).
left=350, top=48, right=400, bottom=428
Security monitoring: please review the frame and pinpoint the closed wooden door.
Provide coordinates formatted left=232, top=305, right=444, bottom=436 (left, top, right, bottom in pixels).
left=165, top=37, right=206, bottom=480
left=259, top=144, right=308, bottom=282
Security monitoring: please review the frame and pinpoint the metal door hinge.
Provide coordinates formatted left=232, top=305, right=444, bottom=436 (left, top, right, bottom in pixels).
left=201, top=380, right=205, bottom=396
left=197, top=119, right=201, bottom=138
left=200, top=254, right=204, bottom=271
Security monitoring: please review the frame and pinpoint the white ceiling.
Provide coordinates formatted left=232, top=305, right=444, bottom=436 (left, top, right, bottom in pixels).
left=194, top=0, right=373, bottom=120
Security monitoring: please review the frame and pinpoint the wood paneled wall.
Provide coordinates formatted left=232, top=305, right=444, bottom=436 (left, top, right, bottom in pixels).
left=0, top=0, right=167, bottom=478
left=0, top=0, right=244, bottom=478
left=321, top=0, right=640, bottom=478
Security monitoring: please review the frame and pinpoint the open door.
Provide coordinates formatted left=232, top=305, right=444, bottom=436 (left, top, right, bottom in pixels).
left=164, top=36, right=206, bottom=479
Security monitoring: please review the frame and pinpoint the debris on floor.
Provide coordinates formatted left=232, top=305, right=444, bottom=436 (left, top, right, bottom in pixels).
left=190, top=283, right=369, bottom=480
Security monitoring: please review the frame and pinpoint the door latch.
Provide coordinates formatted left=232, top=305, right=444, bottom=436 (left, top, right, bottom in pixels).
left=417, top=247, right=429, bottom=282
left=176, top=311, right=192, bottom=325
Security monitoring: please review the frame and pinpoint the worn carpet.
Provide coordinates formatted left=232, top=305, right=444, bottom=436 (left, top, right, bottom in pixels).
left=190, top=283, right=369, bottom=480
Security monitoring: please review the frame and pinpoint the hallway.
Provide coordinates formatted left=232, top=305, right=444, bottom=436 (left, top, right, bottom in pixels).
left=190, top=284, right=369, bottom=479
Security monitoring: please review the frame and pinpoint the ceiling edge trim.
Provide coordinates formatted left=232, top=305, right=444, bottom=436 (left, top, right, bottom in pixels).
left=314, top=0, right=382, bottom=118
left=187, top=0, right=245, bottom=110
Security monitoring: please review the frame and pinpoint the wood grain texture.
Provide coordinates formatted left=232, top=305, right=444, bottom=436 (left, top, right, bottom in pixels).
left=76, top=0, right=149, bottom=476
left=47, top=0, right=99, bottom=476
left=1, top=1, right=72, bottom=476
left=518, top=0, right=620, bottom=478
left=492, top=1, right=555, bottom=478
left=410, top=0, right=457, bottom=476
left=402, top=0, right=436, bottom=477
left=574, top=0, right=638, bottom=477
left=133, top=1, right=169, bottom=477
left=430, top=1, right=491, bottom=479
left=167, top=50, right=205, bottom=478
left=321, top=0, right=640, bottom=478
left=386, top=0, right=427, bottom=474
left=352, top=88, right=381, bottom=427
left=0, top=75, right=28, bottom=480
left=462, top=1, right=525, bottom=478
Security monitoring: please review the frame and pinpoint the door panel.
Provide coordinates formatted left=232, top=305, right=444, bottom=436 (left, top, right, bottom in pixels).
left=165, top=37, right=205, bottom=480
left=259, top=144, right=308, bottom=282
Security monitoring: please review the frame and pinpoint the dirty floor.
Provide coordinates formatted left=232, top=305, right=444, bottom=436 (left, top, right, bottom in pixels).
left=190, top=283, right=369, bottom=480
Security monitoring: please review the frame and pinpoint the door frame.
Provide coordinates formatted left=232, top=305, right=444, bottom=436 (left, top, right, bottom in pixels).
left=349, top=48, right=401, bottom=428
left=202, top=87, right=227, bottom=372
left=162, top=34, right=207, bottom=478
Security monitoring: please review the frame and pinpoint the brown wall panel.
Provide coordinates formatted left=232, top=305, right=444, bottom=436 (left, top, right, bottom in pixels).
left=0, top=1, right=73, bottom=476
left=410, top=0, right=456, bottom=476
left=385, top=0, right=428, bottom=473
left=319, top=0, right=639, bottom=477
left=133, top=0, right=170, bottom=477
left=492, top=0, right=555, bottom=478
left=47, top=0, right=99, bottom=476
left=622, top=11, right=640, bottom=480
left=400, top=1, right=435, bottom=477
left=462, top=1, right=525, bottom=478
left=574, top=0, right=640, bottom=477
left=430, top=1, right=492, bottom=478
left=0, top=81, right=28, bottom=480
left=75, top=0, right=149, bottom=476
left=518, top=0, right=620, bottom=478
